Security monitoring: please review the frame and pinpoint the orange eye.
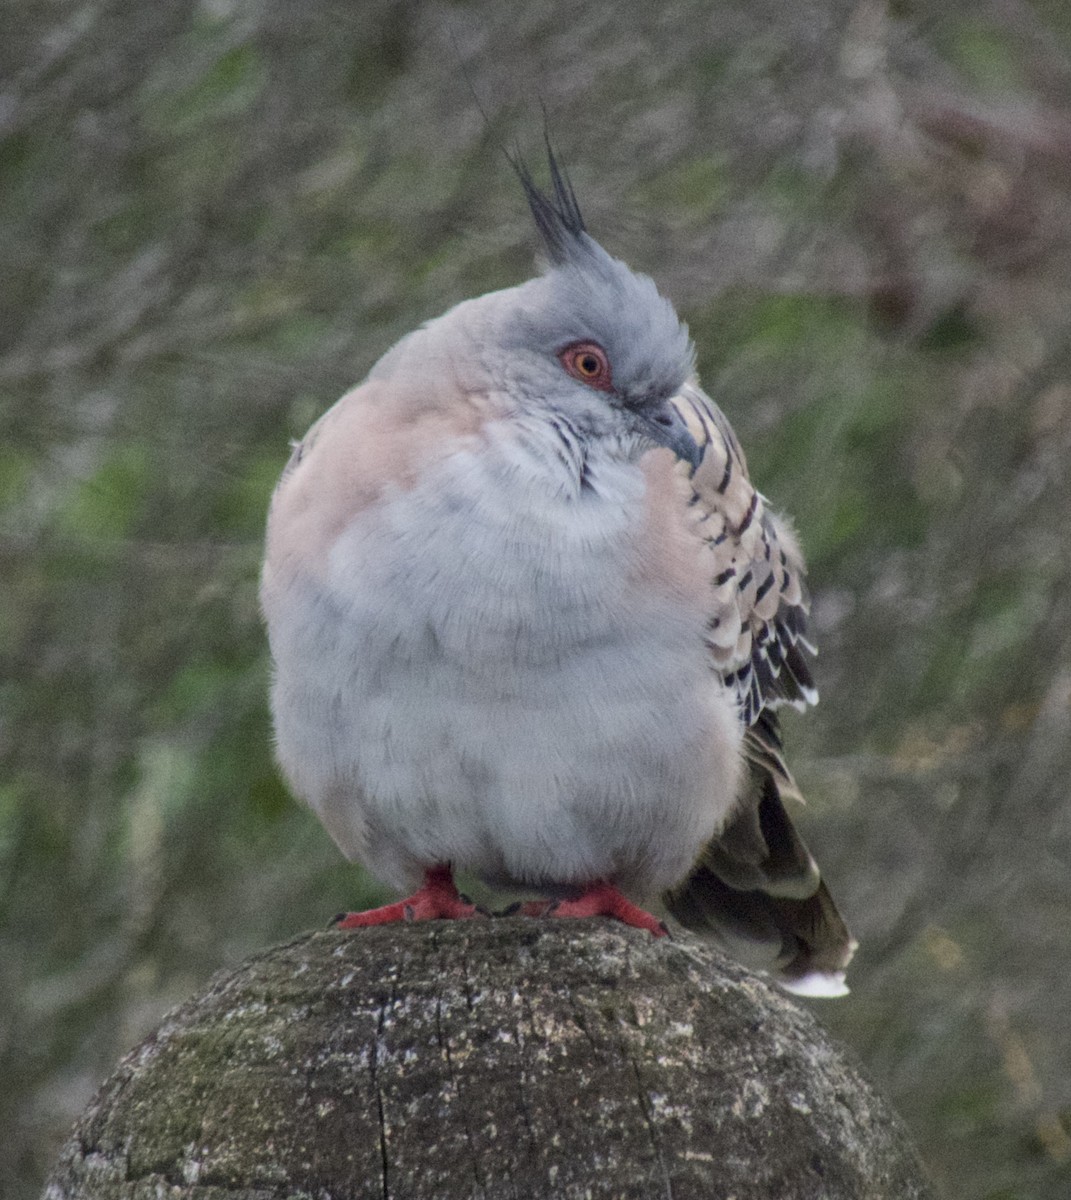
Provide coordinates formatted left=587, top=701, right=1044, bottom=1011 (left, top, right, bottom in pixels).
left=558, top=341, right=613, bottom=392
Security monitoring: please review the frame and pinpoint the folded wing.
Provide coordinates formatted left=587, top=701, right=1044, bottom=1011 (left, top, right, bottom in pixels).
left=662, top=383, right=856, bottom=994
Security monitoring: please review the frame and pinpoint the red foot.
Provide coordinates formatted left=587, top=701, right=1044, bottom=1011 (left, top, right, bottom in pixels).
left=334, top=866, right=480, bottom=928
left=521, top=882, right=668, bottom=938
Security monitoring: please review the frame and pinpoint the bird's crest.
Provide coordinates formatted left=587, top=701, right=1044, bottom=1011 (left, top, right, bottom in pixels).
left=511, top=137, right=588, bottom=266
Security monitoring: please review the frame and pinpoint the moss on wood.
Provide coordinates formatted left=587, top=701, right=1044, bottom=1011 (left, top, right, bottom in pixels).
left=44, top=920, right=933, bottom=1199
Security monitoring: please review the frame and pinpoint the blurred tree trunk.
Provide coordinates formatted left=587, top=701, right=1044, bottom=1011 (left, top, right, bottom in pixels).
left=43, top=921, right=933, bottom=1199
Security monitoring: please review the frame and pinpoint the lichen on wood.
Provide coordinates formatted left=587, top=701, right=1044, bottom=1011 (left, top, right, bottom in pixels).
left=44, top=920, right=934, bottom=1199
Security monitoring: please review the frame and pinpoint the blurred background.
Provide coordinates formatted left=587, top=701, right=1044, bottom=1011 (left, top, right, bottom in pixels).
left=3, top=1, right=1071, bottom=1196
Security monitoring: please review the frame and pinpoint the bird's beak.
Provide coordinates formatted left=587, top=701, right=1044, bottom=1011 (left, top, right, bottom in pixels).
left=631, top=398, right=704, bottom=472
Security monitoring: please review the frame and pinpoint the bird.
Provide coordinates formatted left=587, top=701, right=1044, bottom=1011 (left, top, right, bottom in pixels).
left=260, top=145, right=856, bottom=997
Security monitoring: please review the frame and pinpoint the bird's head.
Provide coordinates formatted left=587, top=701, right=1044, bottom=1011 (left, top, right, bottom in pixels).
left=368, top=145, right=702, bottom=471
left=467, top=147, right=702, bottom=470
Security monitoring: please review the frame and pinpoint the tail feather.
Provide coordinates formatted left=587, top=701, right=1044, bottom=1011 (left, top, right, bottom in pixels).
left=663, top=713, right=856, bottom=992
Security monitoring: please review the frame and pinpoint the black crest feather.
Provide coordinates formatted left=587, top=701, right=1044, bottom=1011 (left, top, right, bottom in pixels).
left=510, top=133, right=587, bottom=265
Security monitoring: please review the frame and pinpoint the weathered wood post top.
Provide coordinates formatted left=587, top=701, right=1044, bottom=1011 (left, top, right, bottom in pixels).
left=44, top=920, right=933, bottom=1199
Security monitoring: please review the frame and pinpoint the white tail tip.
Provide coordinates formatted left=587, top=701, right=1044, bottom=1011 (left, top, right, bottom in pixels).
left=780, top=970, right=850, bottom=999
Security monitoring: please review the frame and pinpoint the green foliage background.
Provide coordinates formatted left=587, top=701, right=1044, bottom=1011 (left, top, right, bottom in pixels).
left=4, top=1, right=1071, bottom=1196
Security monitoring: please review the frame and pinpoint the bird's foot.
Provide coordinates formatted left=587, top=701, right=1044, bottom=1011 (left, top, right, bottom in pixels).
left=520, top=881, right=669, bottom=938
left=332, top=865, right=481, bottom=928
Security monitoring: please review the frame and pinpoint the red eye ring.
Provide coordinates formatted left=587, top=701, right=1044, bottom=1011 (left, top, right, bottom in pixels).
left=558, top=341, right=613, bottom=392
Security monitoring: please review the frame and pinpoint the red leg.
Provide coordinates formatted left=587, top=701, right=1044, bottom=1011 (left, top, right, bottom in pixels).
left=522, top=881, right=668, bottom=938
left=333, top=865, right=480, bottom=928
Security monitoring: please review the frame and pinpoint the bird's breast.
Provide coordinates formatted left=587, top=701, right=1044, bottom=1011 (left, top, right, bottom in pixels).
left=324, top=427, right=703, bottom=670
left=265, top=423, right=738, bottom=893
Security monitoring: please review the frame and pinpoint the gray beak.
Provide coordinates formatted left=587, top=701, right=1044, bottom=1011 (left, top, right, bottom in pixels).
left=631, top=398, right=704, bottom=472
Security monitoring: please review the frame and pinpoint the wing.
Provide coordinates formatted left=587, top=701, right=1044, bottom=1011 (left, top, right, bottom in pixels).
left=662, top=383, right=856, bottom=994
left=671, top=381, right=818, bottom=728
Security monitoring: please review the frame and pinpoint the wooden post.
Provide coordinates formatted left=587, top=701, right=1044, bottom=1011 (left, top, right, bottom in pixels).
left=43, top=921, right=933, bottom=1199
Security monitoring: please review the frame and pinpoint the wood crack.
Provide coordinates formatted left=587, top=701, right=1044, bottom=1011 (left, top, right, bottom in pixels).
left=435, top=952, right=487, bottom=1198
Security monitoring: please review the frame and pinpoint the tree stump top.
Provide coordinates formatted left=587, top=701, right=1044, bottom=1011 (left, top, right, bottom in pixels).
left=44, top=919, right=933, bottom=1199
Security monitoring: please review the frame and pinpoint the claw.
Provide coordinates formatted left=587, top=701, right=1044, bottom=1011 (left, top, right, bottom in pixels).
left=519, top=882, right=668, bottom=938
left=334, top=866, right=481, bottom=928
